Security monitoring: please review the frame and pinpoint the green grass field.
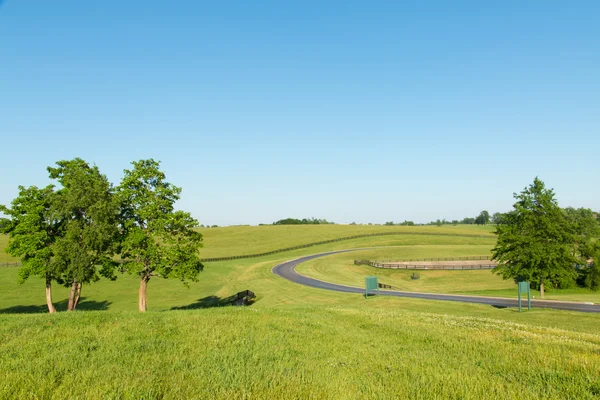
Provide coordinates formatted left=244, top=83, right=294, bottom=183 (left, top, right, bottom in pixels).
left=1, top=225, right=599, bottom=399
left=296, top=247, right=600, bottom=303
left=0, top=235, right=17, bottom=263
left=0, top=224, right=493, bottom=263
left=2, top=305, right=600, bottom=399
left=197, top=224, right=494, bottom=258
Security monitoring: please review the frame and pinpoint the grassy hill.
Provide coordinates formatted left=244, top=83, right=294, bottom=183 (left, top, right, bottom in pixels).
left=1, top=225, right=599, bottom=399
left=196, top=224, right=494, bottom=258
left=0, top=224, right=494, bottom=263
left=0, top=231, right=497, bottom=313
left=0, top=235, right=15, bottom=263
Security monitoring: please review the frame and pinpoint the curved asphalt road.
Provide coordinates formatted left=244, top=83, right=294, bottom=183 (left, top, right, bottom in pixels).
left=272, top=249, right=600, bottom=313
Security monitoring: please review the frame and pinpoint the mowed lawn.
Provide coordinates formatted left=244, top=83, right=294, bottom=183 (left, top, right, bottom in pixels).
left=297, top=247, right=600, bottom=303
left=296, top=246, right=510, bottom=293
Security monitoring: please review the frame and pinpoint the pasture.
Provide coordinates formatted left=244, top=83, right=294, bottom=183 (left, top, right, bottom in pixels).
left=1, top=225, right=599, bottom=399
left=296, top=247, right=600, bottom=303
left=0, top=234, right=15, bottom=263
left=196, top=224, right=494, bottom=258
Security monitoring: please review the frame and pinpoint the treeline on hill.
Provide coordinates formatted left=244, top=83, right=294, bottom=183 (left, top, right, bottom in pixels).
left=377, top=212, right=499, bottom=226
left=426, top=210, right=500, bottom=226
left=270, top=218, right=335, bottom=225
left=0, top=158, right=204, bottom=313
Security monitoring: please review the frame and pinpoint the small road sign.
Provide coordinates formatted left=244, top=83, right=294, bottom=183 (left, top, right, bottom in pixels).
left=365, top=276, right=379, bottom=298
left=518, top=281, right=531, bottom=312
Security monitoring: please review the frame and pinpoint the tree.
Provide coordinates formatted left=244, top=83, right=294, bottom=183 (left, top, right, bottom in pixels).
left=491, top=212, right=503, bottom=224
left=48, top=159, right=118, bottom=311
left=475, top=210, right=490, bottom=225
left=117, top=159, right=204, bottom=312
left=492, top=178, right=577, bottom=298
left=273, top=217, right=333, bottom=225
left=563, top=207, right=600, bottom=290
left=0, top=185, right=61, bottom=313
left=584, top=245, right=600, bottom=290
left=563, top=207, right=600, bottom=259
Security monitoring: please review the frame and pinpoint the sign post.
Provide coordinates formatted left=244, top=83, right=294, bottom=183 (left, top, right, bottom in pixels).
left=517, top=281, right=531, bottom=312
left=365, top=276, right=379, bottom=298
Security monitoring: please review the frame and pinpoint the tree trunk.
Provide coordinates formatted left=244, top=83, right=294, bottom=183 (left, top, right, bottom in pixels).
left=73, top=283, right=82, bottom=309
left=45, top=275, right=56, bottom=314
left=67, top=281, right=78, bottom=311
left=139, top=276, right=150, bottom=312
left=540, top=277, right=545, bottom=299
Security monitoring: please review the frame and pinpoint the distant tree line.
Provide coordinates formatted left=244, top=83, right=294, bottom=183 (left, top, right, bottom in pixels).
left=425, top=210, right=502, bottom=226
left=1, top=158, right=204, bottom=313
left=272, top=218, right=335, bottom=225
left=384, top=221, right=416, bottom=226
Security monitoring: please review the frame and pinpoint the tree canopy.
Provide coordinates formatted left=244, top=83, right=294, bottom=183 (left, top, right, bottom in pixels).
left=273, top=218, right=334, bottom=225
left=1, top=158, right=205, bottom=313
left=492, top=178, right=579, bottom=297
left=48, top=159, right=119, bottom=310
left=0, top=185, right=60, bottom=313
left=475, top=210, right=490, bottom=225
left=117, top=159, right=204, bottom=312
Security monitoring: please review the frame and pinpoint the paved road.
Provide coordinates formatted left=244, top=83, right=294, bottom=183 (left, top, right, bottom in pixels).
left=272, top=249, right=600, bottom=313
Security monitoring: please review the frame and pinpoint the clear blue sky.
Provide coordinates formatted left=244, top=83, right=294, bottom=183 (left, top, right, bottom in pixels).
left=1, top=1, right=598, bottom=225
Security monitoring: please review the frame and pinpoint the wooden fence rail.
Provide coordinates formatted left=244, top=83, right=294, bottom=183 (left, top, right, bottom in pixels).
left=354, top=259, right=497, bottom=270
left=369, top=256, right=491, bottom=263
left=0, top=262, right=21, bottom=268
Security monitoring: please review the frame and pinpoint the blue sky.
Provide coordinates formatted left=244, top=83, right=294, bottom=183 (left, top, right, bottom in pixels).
left=1, top=1, right=598, bottom=225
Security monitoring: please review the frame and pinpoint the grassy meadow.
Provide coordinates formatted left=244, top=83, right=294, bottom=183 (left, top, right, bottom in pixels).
left=0, top=224, right=493, bottom=264
left=196, top=224, right=494, bottom=258
left=1, top=225, right=600, bottom=399
left=2, top=305, right=600, bottom=399
left=296, top=247, right=600, bottom=303
left=0, top=234, right=16, bottom=263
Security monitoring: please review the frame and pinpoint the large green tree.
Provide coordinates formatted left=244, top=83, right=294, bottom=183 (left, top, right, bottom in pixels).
left=48, top=159, right=118, bottom=311
left=492, top=178, right=577, bottom=298
left=0, top=185, right=62, bottom=313
left=117, top=159, right=204, bottom=312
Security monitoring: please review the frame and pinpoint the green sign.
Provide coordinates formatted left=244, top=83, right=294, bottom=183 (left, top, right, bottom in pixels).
left=365, top=276, right=379, bottom=297
left=517, top=281, right=531, bottom=312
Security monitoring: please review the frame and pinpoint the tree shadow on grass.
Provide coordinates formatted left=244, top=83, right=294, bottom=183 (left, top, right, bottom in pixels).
left=171, top=293, right=256, bottom=310
left=0, top=297, right=112, bottom=314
